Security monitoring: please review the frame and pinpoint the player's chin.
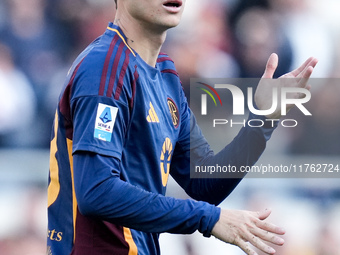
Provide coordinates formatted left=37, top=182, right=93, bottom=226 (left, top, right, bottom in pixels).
left=161, top=16, right=182, bottom=29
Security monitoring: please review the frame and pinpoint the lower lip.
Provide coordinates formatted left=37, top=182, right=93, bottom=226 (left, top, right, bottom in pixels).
left=162, top=5, right=181, bottom=13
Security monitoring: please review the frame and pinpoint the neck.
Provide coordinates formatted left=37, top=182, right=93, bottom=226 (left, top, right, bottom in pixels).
left=114, top=14, right=167, bottom=67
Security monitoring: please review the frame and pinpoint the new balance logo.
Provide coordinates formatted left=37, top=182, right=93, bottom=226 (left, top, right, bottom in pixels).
left=147, top=102, right=159, bottom=123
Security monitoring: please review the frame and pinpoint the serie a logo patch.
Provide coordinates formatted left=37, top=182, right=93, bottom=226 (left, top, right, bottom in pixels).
left=94, top=103, right=118, bottom=142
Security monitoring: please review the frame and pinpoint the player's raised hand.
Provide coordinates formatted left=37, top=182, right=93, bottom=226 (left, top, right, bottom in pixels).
left=211, top=208, right=285, bottom=255
left=255, top=53, right=318, bottom=119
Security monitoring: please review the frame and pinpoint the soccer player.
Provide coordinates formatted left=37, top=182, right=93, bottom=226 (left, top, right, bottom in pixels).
left=47, top=0, right=318, bottom=254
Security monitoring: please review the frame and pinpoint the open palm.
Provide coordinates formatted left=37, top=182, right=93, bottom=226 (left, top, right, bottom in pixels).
left=255, top=53, right=318, bottom=119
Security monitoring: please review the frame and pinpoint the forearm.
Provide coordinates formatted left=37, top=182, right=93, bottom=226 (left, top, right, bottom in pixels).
left=73, top=152, right=220, bottom=236
left=173, top=113, right=277, bottom=205
left=201, top=112, right=274, bottom=174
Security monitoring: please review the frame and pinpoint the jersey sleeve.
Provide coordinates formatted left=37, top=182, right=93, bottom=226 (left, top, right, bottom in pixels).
left=73, top=151, right=220, bottom=237
left=70, top=95, right=129, bottom=159
left=170, top=88, right=277, bottom=205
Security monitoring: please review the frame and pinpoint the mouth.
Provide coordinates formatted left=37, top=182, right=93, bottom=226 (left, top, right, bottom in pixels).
left=163, top=0, right=183, bottom=12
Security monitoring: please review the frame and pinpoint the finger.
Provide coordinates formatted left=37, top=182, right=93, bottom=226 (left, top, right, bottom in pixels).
left=262, top=53, right=278, bottom=78
left=235, top=238, right=259, bottom=255
left=255, top=220, right=286, bottom=235
left=301, top=58, right=318, bottom=77
left=289, top=57, right=313, bottom=77
left=296, top=66, right=315, bottom=89
left=299, top=66, right=315, bottom=79
left=296, top=58, right=317, bottom=81
left=250, top=227, right=285, bottom=246
left=245, top=233, right=276, bottom=255
left=289, top=57, right=316, bottom=77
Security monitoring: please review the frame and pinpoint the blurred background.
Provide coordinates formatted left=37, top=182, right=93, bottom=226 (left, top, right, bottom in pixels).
left=0, top=0, right=339, bottom=254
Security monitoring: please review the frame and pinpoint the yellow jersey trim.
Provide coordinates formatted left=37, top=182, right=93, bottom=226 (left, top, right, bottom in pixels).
left=67, top=138, right=77, bottom=243
left=47, top=111, right=61, bottom=207
left=123, top=227, right=138, bottom=255
left=107, top=27, right=136, bottom=57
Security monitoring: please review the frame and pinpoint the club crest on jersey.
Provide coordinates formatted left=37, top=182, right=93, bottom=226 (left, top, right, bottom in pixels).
left=94, top=103, right=118, bottom=142
left=167, top=98, right=179, bottom=128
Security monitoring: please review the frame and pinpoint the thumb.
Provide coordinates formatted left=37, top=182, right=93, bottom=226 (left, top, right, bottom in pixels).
left=262, top=53, right=278, bottom=78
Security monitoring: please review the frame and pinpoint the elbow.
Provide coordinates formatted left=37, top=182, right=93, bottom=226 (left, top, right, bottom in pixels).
left=76, top=189, right=98, bottom=217
left=75, top=177, right=121, bottom=218
left=75, top=180, right=110, bottom=217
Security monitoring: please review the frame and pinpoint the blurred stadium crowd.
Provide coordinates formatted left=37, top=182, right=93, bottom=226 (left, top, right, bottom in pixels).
left=0, top=0, right=339, bottom=254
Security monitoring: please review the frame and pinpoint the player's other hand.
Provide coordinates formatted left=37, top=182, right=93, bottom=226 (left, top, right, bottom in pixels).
left=255, top=53, right=318, bottom=119
left=211, top=208, right=285, bottom=255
